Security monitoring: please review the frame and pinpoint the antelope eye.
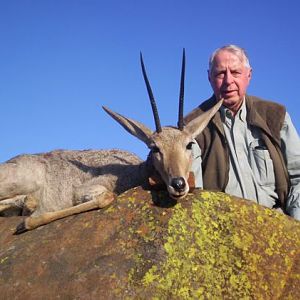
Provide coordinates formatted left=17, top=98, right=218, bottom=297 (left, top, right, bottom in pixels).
left=186, top=141, right=195, bottom=150
left=151, top=146, right=160, bottom=153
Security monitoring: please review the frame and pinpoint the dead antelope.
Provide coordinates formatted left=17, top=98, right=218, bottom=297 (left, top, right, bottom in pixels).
left=0, top=50, right=222, bottom=234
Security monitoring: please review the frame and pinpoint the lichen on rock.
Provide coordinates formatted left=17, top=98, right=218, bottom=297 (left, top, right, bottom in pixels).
left=1, top=188, right=300, bottom=299
left=136, top=191, right=300, bottom=299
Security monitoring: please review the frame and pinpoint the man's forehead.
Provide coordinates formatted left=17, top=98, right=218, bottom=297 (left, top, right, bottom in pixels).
left=212, top=52, right=244, bottom=70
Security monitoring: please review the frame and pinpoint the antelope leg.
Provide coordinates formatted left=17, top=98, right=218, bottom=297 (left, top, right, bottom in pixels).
left=15, top=191, right=115, bottom=234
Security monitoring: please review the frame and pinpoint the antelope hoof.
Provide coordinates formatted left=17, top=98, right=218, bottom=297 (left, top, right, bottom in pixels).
left=97, top=192, right=116, bottom=208
left=14, top=222, right=28, bottom=235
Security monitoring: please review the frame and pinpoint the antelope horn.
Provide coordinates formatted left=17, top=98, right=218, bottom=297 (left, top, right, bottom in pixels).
left=140, top=52, right=162, bottom=133
left=177, top=48, right=185, bottom=131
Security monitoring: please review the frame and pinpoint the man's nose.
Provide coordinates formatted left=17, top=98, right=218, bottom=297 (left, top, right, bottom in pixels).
left=224, top=70, right=234, bottom=85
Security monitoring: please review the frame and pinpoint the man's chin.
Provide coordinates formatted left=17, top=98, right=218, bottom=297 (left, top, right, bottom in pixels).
left=222, top=97, right=244, bottom=112
left=223, top=97, right=239, bottom=106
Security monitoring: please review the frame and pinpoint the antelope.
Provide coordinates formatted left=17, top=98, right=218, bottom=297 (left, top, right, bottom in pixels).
left=0, top=50, right=223, bottom=234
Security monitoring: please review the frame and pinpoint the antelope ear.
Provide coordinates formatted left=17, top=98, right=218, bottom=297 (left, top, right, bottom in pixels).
left=102, top=106, right=153, bottom=145
left=185, top=99, right=223, bottom=138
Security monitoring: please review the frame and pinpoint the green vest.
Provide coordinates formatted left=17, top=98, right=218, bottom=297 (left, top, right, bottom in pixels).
left=184, top=95, right=290, bottom=209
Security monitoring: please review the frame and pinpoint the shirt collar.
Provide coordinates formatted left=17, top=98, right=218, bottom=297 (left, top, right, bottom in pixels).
left=220, top=97, right=247, bottom=123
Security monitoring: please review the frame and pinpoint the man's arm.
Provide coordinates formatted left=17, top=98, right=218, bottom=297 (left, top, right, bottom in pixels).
left=281, top=112, right=300, bottom=220
left=191, top=140, right=203, bottom=188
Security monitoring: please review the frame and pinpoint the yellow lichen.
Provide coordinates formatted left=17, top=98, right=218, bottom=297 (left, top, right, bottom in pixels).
left=0, top=256, right=9, bottom=264
left=139, top=190, right=300, bottom=299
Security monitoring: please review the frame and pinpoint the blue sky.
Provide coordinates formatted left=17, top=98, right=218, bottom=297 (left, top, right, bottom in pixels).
left=0, top=0, right=299, bottom=162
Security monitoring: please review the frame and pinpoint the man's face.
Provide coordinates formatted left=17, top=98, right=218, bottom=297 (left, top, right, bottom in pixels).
left=208, top=50, right=252, bottom=114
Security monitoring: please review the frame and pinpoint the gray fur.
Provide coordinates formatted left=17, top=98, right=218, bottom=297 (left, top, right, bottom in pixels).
left=0, top=149, right=146, bottom=217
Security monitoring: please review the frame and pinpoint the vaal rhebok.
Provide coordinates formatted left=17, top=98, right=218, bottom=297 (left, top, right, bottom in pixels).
left=0, top=50, right=223, bottom=233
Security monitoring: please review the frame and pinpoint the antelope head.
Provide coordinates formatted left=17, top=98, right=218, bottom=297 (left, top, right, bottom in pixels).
left=103, top=50, right=223, bottom=199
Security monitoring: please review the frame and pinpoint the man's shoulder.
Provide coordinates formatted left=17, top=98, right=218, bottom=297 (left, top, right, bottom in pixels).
left=184, top=94, right=287, bottom=123
left=246, top=95, right=286, bottom=112
left=246, top=95, right=286, bottom=137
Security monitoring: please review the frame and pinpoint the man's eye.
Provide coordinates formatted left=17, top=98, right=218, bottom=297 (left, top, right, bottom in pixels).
left=232, top=71, right=241, bottom=77
left=216, top=73, right=225, bottom=79
left=186, top=142, right=195, bottom=150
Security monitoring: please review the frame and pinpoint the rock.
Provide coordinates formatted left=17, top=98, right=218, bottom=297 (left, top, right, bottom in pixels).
left=1, top=187, right=300, bottom=299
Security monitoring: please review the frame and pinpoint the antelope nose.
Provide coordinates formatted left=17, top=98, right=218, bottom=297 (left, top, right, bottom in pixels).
left=171, top=177, right=186, bottom=192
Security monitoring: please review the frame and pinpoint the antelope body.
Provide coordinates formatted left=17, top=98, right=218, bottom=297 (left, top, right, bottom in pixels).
left=0, top=51, right=222, bottom=233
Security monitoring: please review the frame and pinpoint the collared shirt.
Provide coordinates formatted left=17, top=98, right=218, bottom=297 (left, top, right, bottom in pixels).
left=191, top=99, right=300, bottom=220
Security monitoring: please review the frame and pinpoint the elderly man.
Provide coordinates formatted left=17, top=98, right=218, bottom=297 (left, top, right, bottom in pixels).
left=185, top=44, right=300, bottom=220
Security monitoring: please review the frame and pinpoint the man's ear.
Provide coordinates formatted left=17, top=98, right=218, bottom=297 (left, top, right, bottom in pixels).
left=248, top=68, right=252, bottom=80
left=207, top=69, right=211, bottom=83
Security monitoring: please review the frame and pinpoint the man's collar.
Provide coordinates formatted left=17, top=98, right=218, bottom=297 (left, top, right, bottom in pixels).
left=220, top=97, right=247, bottom=122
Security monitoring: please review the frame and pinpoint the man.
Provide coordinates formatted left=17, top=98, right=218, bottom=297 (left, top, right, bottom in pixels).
left=185, top=44, right=300, bottom=220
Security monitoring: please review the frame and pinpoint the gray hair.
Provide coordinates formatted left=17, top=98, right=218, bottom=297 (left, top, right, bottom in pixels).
left=208, top=44, right=251, bottom=74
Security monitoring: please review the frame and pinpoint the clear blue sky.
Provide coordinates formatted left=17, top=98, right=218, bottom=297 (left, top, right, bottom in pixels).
left=1, top=0, right=299, bottom=162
